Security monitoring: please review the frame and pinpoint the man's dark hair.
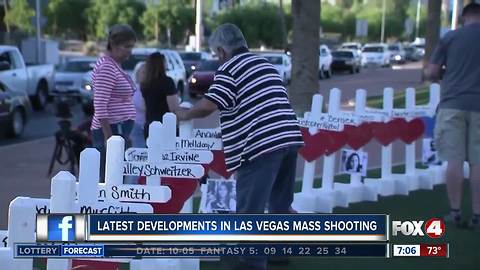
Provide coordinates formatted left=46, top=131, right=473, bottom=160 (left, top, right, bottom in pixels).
left=462, top=3, right=480, bottom=18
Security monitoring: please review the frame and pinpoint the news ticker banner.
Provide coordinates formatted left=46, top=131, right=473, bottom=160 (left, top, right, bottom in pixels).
left=15, top=243, right=389, bottom=258
left=36, top=214, right=388, bottom=242
left=14, top=243, right=450, bottom=258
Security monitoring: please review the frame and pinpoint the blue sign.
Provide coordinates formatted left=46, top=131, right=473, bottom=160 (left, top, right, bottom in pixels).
left=87, top=214, right=388, bottom=242
left=48, top=215, right=76, bottom=242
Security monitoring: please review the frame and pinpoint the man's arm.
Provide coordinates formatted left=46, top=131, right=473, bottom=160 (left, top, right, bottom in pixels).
left=176, top=70, right=235, bottom=121
left=176, top=98, right=218, bottom=121
left=425, top=63, right=442, bottom=82
left=426, top=36, right=448, bottom=82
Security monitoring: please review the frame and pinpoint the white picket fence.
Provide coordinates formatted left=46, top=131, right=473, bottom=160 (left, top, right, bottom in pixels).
left=293, top=83, right=447, bottom=213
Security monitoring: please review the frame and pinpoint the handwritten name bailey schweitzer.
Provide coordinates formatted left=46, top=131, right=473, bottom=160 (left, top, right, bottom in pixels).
left=123, top=163, right=196, bottom=177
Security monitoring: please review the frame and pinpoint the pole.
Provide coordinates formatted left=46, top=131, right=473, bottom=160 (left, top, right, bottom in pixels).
left=381, top=0, right=386, bottom=43
left=4, top=0, right=9, bottom=33
left=415, top=0, right=421, bottom=38
left=35, top=0, right=41, bottom=64
left=451, top=0, right=459, bottom=29
left=155, top=6, right=159, bottom=42
left=195, top=0, right=203, bottom=52
left=278, top=0, right=287, bottom=49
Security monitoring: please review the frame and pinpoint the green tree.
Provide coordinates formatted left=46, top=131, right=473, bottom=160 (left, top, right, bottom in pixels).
left=46, top=0, right=90, bottom=39
left=3, top=0, right=34, bottom=33
left=141, top=0, right=194, bottom=46
left=86, top=0, right=145, bottom=40
left=315, top=0, right=414, bottom=42
left=351, top=0, right=409, bottom=42
left=321, top=2, right=356, bottom=38
left=213, top=2, right=286, bottom=48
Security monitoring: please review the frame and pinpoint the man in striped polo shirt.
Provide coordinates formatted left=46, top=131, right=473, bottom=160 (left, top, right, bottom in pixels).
left=176, top=23, right=304, bottom=269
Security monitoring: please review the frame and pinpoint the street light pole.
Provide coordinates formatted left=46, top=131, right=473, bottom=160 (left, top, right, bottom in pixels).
left=195, top=0, right=203, bottom=52
left=35, top=0, right=41, bottom=64
left=381, top=0, right=386, bottom=43
left=415, top=0, right=421, bottom=38
left=451, top=0, right=460, bottom=30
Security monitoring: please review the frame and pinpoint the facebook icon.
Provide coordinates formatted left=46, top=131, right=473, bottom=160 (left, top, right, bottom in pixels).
left=47, top=215, right=75, bottom=241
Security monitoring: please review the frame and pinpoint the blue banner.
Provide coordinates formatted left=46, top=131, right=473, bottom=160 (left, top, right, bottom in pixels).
left=87, top=214, right=388, bottom=242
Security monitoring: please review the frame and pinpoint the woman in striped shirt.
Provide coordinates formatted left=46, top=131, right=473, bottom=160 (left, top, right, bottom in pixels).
left=91, top=24, right=137, bottom=151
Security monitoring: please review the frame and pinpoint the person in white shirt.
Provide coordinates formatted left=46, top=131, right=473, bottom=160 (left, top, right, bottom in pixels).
left=131, top=62, right=147, bottom=148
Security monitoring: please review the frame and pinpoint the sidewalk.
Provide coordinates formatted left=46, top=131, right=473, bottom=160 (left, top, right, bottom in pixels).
left=0, top=137, right=73, bottom=229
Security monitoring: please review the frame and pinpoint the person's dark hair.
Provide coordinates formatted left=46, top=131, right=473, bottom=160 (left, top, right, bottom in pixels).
left=462, top=3, right=480, bottom=18
left=140, top=52, right=166, bottom=91
left=346, top=153, right=361, bottom=172
left=216, top=182, right=231, bottom=202
left=106, top=24, right=137, bottom=51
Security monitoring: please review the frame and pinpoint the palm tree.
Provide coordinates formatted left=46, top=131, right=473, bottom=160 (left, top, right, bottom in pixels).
left=423, top=0, right=441, bottom=80
left=290, top=0, right=320, bottom=113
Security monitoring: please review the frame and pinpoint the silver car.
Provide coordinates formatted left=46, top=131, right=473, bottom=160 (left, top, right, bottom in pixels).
left=53, top=57, right=96, bottom=98
left=0, top=81, right=32, bottom=137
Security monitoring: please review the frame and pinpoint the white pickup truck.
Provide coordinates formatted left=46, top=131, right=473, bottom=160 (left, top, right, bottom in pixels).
left=0, top=45, right=55, bottom=110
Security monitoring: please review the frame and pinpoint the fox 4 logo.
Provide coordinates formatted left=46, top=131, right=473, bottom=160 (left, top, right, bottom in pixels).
left=392, top=218, right=445, bottom=238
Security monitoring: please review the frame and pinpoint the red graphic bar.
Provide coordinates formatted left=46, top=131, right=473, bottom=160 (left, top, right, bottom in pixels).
left=420, top=244, right=448, bottom=257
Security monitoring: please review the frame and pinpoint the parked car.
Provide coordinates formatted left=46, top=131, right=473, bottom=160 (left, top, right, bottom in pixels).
left=361, top=43, right=391, bottom=67
left=387, top=43, right=406, bottom=64
left=261, top=52, right=291, bottom=84
left=179, top=51, right=212, bottom=77
left=81, top=48, right=187, bottom=109
left=340, top=42, right=363, bottom=55
left=0, top=45, right=55, bottom=110
left=0, top=81, right=31, bottom=137
left=411, top=37, right=425, bottom=58
left=319, top=45, right=333, bottom=79
left=188, top=60, right=220, bottom=98
left=413, top=44, right=425, bottom=58
left=404, top=45, right=422, bottom=61
left=331, top=49, right=361, bottom=73
left=52, top=57, right=96, bottom=98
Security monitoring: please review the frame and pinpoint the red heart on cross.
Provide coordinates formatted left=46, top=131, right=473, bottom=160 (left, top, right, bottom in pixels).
left=323, top=130, right=348, bottom=156
left=298, top=128, right=347, bottom=160
left=344, top=123, right=373, bottom=150
left=399, top=118, right=425, bottom=144
left=138, top=176, right=198, bottom=213
left=298, top=128, right=329, bottom=162
left=371, top=118, right=406, bottom=146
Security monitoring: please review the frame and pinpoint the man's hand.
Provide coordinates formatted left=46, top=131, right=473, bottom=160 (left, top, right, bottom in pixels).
left=425, top=63, right=442, bottom=82
left=175, top=107, right=191, bottom=121
left=175, top=98, right=218, bottom=121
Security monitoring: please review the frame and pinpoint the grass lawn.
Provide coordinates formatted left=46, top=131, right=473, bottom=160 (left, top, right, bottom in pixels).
left=366, top=87, right=430, bottom=108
